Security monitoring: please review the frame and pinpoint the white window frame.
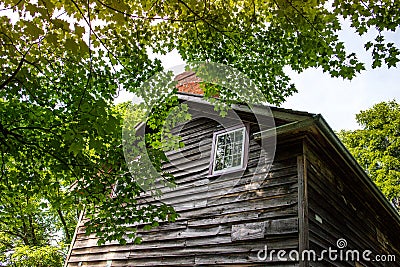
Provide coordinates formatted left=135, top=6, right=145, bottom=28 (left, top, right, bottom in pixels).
left=209, top=124, right=249, bottom=176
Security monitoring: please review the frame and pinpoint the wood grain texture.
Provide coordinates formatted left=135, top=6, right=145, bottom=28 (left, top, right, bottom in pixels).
left=66, top=103, right=400, bottom=267
left=66, top=116, right=301, bottom=266
left=304, top=136, right=400, bottom=267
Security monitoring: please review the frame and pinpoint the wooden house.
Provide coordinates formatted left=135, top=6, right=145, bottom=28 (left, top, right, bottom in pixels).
left=65, top=72, right=400, bottom=266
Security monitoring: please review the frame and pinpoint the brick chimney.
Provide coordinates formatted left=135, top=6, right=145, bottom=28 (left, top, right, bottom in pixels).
left=174, top=71, right=204, bottom=95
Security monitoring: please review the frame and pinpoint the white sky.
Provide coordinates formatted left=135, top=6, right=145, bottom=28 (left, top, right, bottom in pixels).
left=282, top=20, right=400, bottom=130
left=117, top=21, right=400, bottom=131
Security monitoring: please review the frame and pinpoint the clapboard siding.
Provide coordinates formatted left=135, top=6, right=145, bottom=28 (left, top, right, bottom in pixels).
left=67, top=117, right=301, bottom=266
left=305, top=136, right=400, bottom=267
left=66, top=102, right=400, bottom=267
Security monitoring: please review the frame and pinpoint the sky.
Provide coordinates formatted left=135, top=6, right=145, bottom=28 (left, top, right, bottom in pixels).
left=115, top=21, right=400, bottom=131
left=282, top=20, right=400, bottom=130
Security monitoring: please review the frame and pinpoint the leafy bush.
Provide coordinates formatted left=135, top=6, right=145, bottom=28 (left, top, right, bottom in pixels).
left=4, top=245, right=65, bottom=267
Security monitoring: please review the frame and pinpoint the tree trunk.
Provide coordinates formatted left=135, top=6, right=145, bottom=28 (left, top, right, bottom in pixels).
left=57, top=208, right=71, bottom=242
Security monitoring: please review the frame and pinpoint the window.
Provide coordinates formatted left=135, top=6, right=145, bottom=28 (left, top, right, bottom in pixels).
left=210, top=125, right=249, bottom=175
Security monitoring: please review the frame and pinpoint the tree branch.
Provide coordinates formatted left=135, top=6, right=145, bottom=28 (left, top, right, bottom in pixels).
left=57, top=208, right=71, bottom=241
left=95, top=0, right=201, bottom=22
left=0, top=41, right=36, bottom=90
left=0, top=56, right=25, bottom=91
left=0, top=0, right=24, bottom=11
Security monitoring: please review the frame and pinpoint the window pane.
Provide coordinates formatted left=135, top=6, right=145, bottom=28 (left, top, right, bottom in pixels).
left=217, top=134, right=226, bottom=146
left=215, top=156, right=224, bottom=171
left=222, top=155, right=232, bottom=168
left=233, top=143, right=242, bottom=154
left=216, top=144, right=225, bottom=158
left=232, top=155, right=241, bottom=166
left=228, top=132, right=234, bottom=142
left=234, top=130, right=243, bottom=142
left=224, top=142, right=233, bottom=155
left=213, top=127, right=246, bottom=174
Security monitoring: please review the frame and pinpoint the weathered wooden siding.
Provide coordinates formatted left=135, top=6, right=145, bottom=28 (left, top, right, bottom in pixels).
left=66, top=116, right=302, bottom=266
left=305, top=136, right=400, bottom=267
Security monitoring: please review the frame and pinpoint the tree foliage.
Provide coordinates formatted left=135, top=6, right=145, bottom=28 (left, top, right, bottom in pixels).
left=2, top=244, right=65, bottom=267
left=338, top=101, right=400, bottom=211
left=0, top=0, right=399, bottom=248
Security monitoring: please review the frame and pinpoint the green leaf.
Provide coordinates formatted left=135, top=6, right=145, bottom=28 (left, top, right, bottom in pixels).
left=133, top=237, right=142, bottom=244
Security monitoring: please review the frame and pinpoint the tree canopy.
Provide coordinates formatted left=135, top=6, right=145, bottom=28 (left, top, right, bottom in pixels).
left=1, top=0, right=400, bottom=254
left=339, top=101, right=400, bottom=211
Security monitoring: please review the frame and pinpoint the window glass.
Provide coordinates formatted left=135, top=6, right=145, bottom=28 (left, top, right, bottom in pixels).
left=212, top=127, right=246, bottom=174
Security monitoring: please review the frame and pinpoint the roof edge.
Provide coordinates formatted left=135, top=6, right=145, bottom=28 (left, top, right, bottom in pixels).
left=63, top=208, right=85, bottom=267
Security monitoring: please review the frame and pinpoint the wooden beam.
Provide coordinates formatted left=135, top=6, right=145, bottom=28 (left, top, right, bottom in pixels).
left=297, top=152, right=309, bottom=267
